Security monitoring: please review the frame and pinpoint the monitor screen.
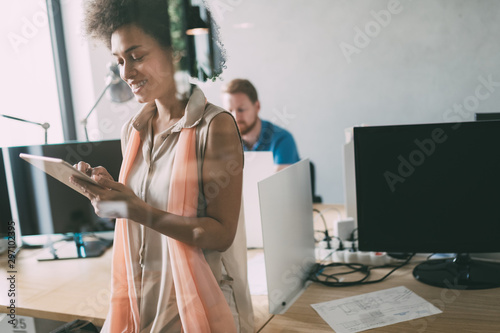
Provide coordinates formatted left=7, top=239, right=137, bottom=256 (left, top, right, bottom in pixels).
left=354, top=121, right=500, bottom=253
left=354, top=121, right=500, bottom=289
left=4, top=140, right=122, bottom=239
left=475, top=112, right=500, bottom=121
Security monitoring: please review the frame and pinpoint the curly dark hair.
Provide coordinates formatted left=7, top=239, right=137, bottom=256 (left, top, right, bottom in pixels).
left=84, top=0, right=172, bottom=49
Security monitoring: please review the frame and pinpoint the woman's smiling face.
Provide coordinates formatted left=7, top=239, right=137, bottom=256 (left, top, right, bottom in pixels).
left=111, top=24, right=176, bottom=104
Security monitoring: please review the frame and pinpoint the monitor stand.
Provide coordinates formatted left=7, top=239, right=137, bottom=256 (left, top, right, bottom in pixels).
left=413, top=253, right=500, bottom=290
left=37, top=233, right=109, bottom=261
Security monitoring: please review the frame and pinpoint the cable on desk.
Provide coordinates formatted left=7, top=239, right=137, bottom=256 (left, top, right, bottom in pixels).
left=350, top=228, right=358, bottom=242
left=315, top=206, right=343, bottom=222
left=307, top=253, right=415, bottom=287
left=313, top=207, right=343, bottom=234
left=313, top=208, right=343, bottom=250
left=313, top=208, right=329, bottom=231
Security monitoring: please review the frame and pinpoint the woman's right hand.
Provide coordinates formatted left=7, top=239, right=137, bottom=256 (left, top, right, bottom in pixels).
left=73, top=161, right=114, bottom=182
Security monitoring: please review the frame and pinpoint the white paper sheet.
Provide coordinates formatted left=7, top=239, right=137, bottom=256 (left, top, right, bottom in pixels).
left=311, top=286, right=442, bottom=333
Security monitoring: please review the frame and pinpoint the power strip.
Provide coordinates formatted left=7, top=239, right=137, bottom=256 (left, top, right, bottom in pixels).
left=315, top=242, right=394, bottom=266
left=332, top=250, right=390, bottom=266
left=316, top=225, right=408, bottom=265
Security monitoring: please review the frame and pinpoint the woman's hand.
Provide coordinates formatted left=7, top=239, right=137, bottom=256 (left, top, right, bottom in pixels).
left=74, top=161, right=114, bottom=182
left=71, top=162, right=143, bottom=220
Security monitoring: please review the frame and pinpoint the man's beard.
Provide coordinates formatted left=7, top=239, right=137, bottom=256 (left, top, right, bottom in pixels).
left=238, top=117, right=258, bottom=135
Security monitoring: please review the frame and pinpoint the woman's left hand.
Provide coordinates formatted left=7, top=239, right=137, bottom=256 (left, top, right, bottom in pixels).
left=70, top=175, right=142, bottom=220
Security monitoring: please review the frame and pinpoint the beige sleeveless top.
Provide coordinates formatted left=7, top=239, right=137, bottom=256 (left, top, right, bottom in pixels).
left=120, top=87, right=254, bottom=332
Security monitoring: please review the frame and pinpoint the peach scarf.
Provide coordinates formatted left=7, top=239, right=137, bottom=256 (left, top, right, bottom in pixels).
left=101, top=127, right=237, bottom=332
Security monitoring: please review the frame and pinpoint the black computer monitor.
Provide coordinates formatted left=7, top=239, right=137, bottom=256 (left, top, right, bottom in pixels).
left=354, top=121, right=500, bottom=290
left=475, top=112, right=500, bottom=121
left=4, top=140, right=122, bottom=259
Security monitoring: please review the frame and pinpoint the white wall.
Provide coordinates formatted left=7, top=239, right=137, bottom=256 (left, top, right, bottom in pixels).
left=199, top=0, right=500, bottom=204
left=66, top=0, right=500, bottom=203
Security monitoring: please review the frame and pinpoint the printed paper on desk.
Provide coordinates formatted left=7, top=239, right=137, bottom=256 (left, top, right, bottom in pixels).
left=311, top=286, right=442, bottom=333
left=0, top=315, right=36, bottom=333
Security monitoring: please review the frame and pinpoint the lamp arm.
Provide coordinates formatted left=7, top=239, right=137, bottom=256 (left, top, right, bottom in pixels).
left=82, top=82, right=113, bottom=123
left=1, top=114, right=45, bottom=127
left=81, top=63, right=133, bottom=142
left=1, top=114, right=50, bottom=144
left=81, top=82, right=113, bottom=141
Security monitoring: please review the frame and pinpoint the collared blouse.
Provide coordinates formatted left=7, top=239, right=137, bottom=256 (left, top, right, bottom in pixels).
left=120, top=87, right=254, bottom=332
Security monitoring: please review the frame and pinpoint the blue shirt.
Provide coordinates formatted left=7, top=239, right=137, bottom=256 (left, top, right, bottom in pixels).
left=244, top=119, right=300, bottom=165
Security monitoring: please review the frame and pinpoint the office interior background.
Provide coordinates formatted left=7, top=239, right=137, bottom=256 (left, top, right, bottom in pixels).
left=2, top=0, right=500, bottom=204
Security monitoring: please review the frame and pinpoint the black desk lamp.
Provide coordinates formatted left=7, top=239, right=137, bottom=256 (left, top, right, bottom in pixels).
left=0, top=114, right=50, bottom=144
left=81, top=63, right=133, bottom=141
left=186, top=6, right=209, bottom=36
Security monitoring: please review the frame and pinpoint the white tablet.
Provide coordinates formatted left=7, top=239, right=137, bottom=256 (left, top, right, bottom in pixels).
left=19, top=153, right=104, bottom=197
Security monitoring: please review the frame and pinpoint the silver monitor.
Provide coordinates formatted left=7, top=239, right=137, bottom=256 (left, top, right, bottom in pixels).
left=258, top=159, right=316, bottom=314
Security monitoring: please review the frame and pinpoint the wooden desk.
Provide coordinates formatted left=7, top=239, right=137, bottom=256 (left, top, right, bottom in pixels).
left=5, top=207, right=499, bottom=332
left=0, top=246, right=271, bottom=332
left=0, top=203, right=342, bottom=330
left=260, top=260, right=500, bottom=332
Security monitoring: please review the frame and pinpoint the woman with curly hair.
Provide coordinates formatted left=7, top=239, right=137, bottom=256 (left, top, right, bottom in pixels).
left=71, top=0, right=254, bottom=332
